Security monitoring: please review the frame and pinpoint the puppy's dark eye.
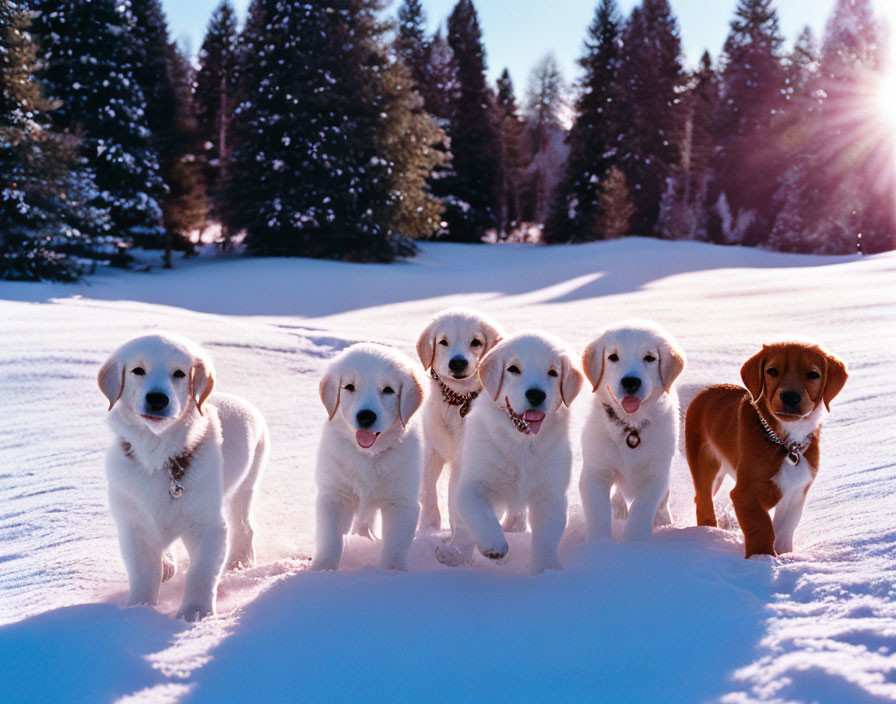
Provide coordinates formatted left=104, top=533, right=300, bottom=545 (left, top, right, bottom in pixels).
left=644, top=354, right=656, bottom=363
left=507, top=365, right=521, bottom=375
left=608, top=354, right=619, bottom=363
left=807, top=370, right=820, bottom=380
left=173, top=370, right=186, bottom=379
left=439, top=339, right=449, bottom=346
left=766, top=368, right=779, bottom=377
left=132, top=367, right=145, bottom=376
left=382, top=386, right=395, bottom=394
left=548, top=369, right=558, bottom=377
left=343, top=384, right=355, bottom=392
left=471, top=339, right=482, bottom=347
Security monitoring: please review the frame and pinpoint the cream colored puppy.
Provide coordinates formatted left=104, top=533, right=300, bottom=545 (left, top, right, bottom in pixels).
left=312, top=343, right=423, bottom=572
left=99, top=333, right=268, bottom=621
left=580, top=321, right=685, bottom=542
left=436, top=331, right=583, bottom=574
left=416, top=309, right=504, bottom=532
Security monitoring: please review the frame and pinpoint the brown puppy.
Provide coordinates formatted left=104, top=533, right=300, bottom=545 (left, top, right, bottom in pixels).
left=685, top=342, right=847, bottom=558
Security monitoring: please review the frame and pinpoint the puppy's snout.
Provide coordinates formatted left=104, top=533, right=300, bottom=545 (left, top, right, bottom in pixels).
left=448, top=356, right=469, bottom=374
left=145, top=391, right=169, bottom=413
left=356, top=409, right=377, bottom=428
left=780, top=390, right=802, bottom=408
left=621, top=376, right=642, bottom=394
left=525, top=387, right=546, bottom=407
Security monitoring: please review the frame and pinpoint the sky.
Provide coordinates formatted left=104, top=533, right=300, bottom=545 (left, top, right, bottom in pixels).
left=164, top=0, right=893, bottom=95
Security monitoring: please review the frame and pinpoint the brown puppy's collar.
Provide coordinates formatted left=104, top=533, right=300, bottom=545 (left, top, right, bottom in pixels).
left=431, top=368, right=478, bottom=418
left=751, top=402, right=813, bottom=466
left=120, top=437, right=199, bottom=499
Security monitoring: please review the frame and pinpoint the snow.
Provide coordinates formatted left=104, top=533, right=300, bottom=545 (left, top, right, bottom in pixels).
left=1, top=238, right=895, bottom=703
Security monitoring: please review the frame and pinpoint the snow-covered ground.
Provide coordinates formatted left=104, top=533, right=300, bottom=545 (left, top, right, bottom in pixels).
left=1, top=239, right=894, bottom=703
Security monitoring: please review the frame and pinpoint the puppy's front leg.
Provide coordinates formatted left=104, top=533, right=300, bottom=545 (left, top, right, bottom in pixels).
left=311, top=492, right=355, bottom=571
left=457, top=481, right=508, bottom=562
left=178, top=520, right=227, bottom=621
left=118, top=523, right=163, bottom=607
left=579, top=469, right=614, bottom=541
left=528, top=493, right=566, bottom=575
left=623, top=476, right=668, bottom=542
left=379, top=499, right=420, bottom=571
left=419, top=449, right=445, bottom=531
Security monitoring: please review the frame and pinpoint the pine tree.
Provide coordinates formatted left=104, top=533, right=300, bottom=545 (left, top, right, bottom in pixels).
left=29, top=0, right=165, bottom=248
left=615, top=0, right=684, bottom=237
left=127, top=0, right=205, bottom=264
left=225, top=0, right=445, bottom=260
left=1, top=0, right=108, bottom=280
left=657, top=51, right=718, bottom=240
left=195, top=0, right=239, bottom=248
left=543, top=0, right=623, bottom=243
left=494, top=69, right=525, bottom=236
left=711, top=0, right=786, bottom=245
left=522, top=54, right=568, bottom=226
left=441, top=0, right=501, bottom=242
left=769, top=0, right=891, bottom=254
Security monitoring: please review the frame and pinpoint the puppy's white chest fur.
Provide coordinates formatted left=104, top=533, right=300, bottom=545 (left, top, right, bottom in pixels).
left=770, top=457, right=815, bottom=497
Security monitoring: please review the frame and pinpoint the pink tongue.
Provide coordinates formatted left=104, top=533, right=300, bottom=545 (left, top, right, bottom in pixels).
left=356, top=429, right=377, bottom=448
left=621, top=396, right=641, bottom=414
left=524, top=410, right=546, bottom=435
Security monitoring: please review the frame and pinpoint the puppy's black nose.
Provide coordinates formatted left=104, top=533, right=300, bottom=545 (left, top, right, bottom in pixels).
left=621, top=376, right=642, bottom=394
left=145, top=392, right=169, bottom=413
left=525, top=388, right=546, bottom=406
left=356, top=409, right=377, bottom=428
left=448, top=356, right=469, bottom=373
left=780, top=390, right=802, bottom=408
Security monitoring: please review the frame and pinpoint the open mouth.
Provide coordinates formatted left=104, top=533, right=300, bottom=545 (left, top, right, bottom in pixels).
left=450, top=373, right=469, bottom=380
left=140, top=414, right=169, bottom=422
left=607, top=386, right=642, bottom=415
left=355, top=429, right=380, bottom=448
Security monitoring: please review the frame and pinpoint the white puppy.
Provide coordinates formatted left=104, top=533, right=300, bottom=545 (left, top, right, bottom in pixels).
left=437, top=331, right=583, bottom=575
left=312, top=343, right=423, bottom=572
left=99, top=333, right=268, bottom=621
left=579, top=321, right=685, bottom=542
left=416, top=309, right=504, bottom=532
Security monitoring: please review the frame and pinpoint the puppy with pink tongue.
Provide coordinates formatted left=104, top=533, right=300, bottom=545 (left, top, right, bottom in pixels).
left=436, top=331, right=583, bottom=575
left=312, top=344, right=424, bottom=572
left=579, top=321, right=686, bottom=542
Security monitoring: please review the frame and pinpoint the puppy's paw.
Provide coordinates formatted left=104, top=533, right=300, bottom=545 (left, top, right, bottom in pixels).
left=434, top=543, right=469, bottom=568
left=531, top=558, right=563, bottom=575
left=501, top=511, right=527, bottom=533
left=310, top=557, right=339, bottom=571
left=161, top=552, right=176, bottom=582
left=176, top=603, right=212, bottom=622
left=478, top=537, right=509, bottom=564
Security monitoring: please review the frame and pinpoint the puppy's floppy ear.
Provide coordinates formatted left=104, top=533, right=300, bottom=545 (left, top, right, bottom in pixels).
left=416, top=319, right=438, bottom=370
left=480, top=318, right=504, bottom=353
left=319, top=370, right=341, bottom=421
left=190, top=356, right=215, bottom=416
left=98, top=353, right=125, bottom=411
left=398, top=372, right=424, bottom=426
left=740, top=347, right=767, bottom=403
left=478, top=345, right=506, bottom=401
left=560, top=354, right=583, bottom=407
left=822, top=350, right=848, bottom=411
left=582, top=337, right=605, bottom=393
left=658, top=336, right=686, bottom=393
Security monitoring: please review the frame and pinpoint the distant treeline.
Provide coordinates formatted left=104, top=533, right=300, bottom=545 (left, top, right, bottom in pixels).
left=0, top=0, right=892, bottom=281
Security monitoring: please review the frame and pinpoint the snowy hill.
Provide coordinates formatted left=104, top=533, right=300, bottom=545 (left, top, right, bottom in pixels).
left=1, top=239, right=894, bottom=703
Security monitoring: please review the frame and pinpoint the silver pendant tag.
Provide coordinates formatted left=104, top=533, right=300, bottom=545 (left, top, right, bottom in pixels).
left=786, top=450, right=801, bottom=466
left=169, top=477, right=184, bottom=499
left=626, top=431, right=641, bottom=449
